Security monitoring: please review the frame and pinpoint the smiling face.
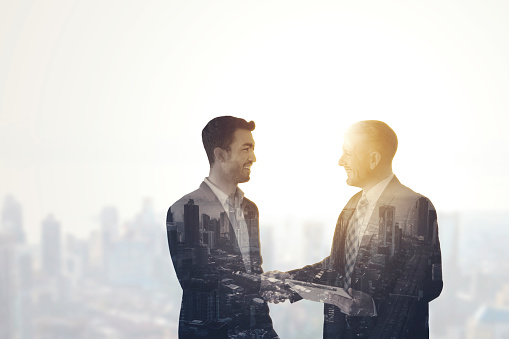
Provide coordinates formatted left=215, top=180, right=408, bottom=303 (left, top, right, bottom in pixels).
left=338, top=132, right=373, bottom=189
left=222, top=129, right=256, bottom=184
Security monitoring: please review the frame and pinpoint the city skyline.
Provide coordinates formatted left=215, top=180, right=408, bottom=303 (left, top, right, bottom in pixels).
left=2, top=192, right=509, bottom=337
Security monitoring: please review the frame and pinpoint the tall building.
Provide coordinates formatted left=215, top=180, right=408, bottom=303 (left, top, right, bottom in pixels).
left=167, top=208, right=178, bottom=258
left=41, top=215, right=62, bottom=276
left=184, top=200, right=200, bottom=245
left=394, top=222, right=402, bottom=254
left=1, top=195, right=25, bottom=244
left=202, top=213, right=210, bottom=231
left=106, top=238, right=153, bottom=287
left=417, top=197, right=429, bottom=238
left=209, top=218, right=220, bottom=244
left=428, top=209, right=437, bottom=245
left=220, top=211, right=229, bottom=238
left=99, top=206, right=118, bottom=272
left=180, top=278, right=219, bottom=322
left=0, top=235, right=32, bottom=339
left=379, top=205, right=395, bottom=257
left=64, top=234, right=87, bottom=286
left=0, top=235, right=16, bottom=339
left=134, top=198, right=160, bottom=248
left=100, top=206, right=118, bottom=249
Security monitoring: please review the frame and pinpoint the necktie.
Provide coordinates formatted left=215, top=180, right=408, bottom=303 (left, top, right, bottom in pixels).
left=227, top=196, right=252, bottom=273
left=344, top=195, right=369, bottom=290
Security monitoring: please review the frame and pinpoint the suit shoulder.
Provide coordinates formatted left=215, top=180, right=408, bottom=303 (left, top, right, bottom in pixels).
left=170, top=188, right=202, bottom=208
left=167, top=186, right=207, bottom=220
left=391, top=181, right=436, bottom=211
left=242, top=196, right=258, bottom=209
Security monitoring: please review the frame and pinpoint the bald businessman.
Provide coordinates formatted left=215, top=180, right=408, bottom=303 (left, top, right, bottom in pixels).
left=264, top=120, right=442, bottom=338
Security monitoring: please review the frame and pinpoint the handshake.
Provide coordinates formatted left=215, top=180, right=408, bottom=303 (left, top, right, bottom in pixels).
left=260, top=270, right=295, bottom=304
left=260, top=270, right=376, bottom=317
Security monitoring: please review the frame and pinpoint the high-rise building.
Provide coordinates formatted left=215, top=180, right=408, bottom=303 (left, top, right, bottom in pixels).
left=428, top=209, right=437, bottom=245
left=41, top=215, right=62, bottom=276
left=220, top=211, right=229, bottom=238
left=0, top=235, right=32, bottom=339
left=184, top=200, right=200, bottom=245
left=417, top=197, right=429, bottom=238
left=394, top=223, right=402, bottom=254
left=202, top=230, right=214, bottom=250
left=0, top=235, right=16, bottom=339
left=99, top=206, right=118, bottom=272
left=100, top=206, right=118, bottom=249
left=180, top=278, right=219, bottom=322
left=1, top=195, right=25, bottom=244
left=202, top=213, right=210, bottom=231
left=167, top=208, right=178, bottom=257
left=209, top=218, right=220, bottom=244
left=379, top=205, right=395, bottom=256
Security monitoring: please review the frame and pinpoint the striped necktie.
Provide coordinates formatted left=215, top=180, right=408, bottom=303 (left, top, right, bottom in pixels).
left=344, top=194, right=369, bottom=290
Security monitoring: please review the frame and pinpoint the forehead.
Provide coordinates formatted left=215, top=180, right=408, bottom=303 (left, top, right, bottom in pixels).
left=343, top=131, right=369, bottom=152
left=231, top=129, right=255, bottom=146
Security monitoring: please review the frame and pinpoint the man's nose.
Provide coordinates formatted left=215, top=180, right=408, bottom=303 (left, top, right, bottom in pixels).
left=338, top=154, right=345, bottom=166
left=250, top=150, right=256, bottom=163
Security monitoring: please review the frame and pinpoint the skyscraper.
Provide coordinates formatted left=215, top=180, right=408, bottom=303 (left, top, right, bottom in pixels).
left=1, top=195, right=25, bottom=244
left=41, top=215, right=62, bottom=276
left=184, top=199, right=200, bottom=245
left=0, top=235, right=16, bottom=339
left=100, top=206, right=118, bottom=250
left=379, top=205, right=395, bottom=257
left=417, top=196, right=429, bottom=239
left=202, top=213, right=210, bottom=231
left=167, top=208, right=178, bottom=258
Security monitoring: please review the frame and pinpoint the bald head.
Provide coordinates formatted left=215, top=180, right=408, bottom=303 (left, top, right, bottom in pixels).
left=339, top=120, right=397, bottom=191
left=346, top=120, right=398, bottom=165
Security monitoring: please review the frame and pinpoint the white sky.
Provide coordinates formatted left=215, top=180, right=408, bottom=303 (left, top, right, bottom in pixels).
left=1, top=0, right=509, bottom=243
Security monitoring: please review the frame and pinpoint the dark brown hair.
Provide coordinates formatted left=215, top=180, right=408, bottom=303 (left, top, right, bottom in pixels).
left=202, top=116, right=255, bottom=166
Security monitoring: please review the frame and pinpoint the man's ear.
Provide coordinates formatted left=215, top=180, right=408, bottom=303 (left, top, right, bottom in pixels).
left=213, top=147, right=227, bottom=163
left=369, top=151, right=382, bottom=170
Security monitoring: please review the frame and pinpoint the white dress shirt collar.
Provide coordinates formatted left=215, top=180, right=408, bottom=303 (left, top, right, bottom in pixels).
left=363, top=173, right=395, bottom=205
left=204, top=177, right=244, bottom=207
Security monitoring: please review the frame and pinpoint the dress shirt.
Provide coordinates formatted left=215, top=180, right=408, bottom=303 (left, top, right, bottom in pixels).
left=204, top=177, right=252, bottom=273
left=354, top=173, right=395, bottom=248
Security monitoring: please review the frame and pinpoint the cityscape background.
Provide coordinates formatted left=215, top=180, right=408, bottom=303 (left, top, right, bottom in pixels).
left=2, top=196, right=509, bottom=338
left=2, top=0, right=509, bottom=338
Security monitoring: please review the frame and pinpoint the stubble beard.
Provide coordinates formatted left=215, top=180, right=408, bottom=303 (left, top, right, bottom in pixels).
left=228, top=164, right=251, bottom=184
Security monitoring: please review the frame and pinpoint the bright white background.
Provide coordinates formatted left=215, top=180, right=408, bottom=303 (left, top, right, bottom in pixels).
left=2, top=0, right=508, bottom=241
left=1, top=0, right=508, bottom=337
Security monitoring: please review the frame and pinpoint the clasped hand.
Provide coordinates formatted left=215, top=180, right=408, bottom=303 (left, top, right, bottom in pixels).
left=282, top=280, right=375, bottom=317
left=260, top=270, right=293, bottom=304
left=328, top=288, right=376, bottom=317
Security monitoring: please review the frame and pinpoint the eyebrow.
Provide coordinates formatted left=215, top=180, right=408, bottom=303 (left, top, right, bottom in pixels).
left=242, top=143, right=254, bottom=148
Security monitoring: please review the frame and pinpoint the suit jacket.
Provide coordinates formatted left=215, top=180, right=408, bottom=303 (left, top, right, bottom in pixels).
left=167, top=182, right=277, bottom=338
left=291, top=177, right=443, bottom=338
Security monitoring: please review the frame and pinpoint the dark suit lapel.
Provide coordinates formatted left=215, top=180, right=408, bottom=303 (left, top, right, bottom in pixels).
left=198, top=182, right=240, bottom=254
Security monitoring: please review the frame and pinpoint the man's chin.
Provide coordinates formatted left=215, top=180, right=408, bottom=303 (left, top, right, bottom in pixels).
left=238, top=175, right=250, bottom=183
left=346, top=177, right=358, bottom=187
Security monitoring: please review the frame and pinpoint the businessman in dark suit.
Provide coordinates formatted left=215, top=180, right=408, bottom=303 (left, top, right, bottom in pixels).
left=264, top=120, right=442, bottom=338
left=167, top=116, right=278, bottom=338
